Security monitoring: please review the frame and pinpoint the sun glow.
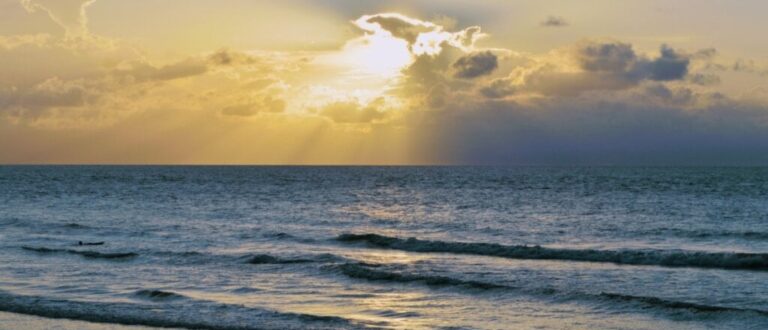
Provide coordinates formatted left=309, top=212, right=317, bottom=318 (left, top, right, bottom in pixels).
left=338, top=33, right=413, bottom=78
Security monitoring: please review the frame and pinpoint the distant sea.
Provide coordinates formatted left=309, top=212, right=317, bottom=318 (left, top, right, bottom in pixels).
left=1, top=166, right=766, bottom=329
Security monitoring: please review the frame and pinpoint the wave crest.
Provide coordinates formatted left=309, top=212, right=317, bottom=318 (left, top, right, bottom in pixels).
left=336, top=233, right=768, bottom=271
left=0, top=290, right=361, bottom=330
left=134, top=289, right=186, bottom=301
left=247, top=254, right=314, bottom=265
left=337, top=263, right=506, bottom=290
left=336, top=263, right=768, bottom=317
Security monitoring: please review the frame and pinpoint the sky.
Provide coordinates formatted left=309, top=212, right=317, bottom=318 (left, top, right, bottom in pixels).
left=1, top=0, right=768, bottom=165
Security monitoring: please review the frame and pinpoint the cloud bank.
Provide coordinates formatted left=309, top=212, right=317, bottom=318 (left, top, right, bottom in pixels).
left=2, top=2, right=768, bottom=165
left=347, top=16, right=768, bottom=164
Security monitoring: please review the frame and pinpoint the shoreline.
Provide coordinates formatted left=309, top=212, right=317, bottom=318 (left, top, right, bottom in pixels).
left=0, top=311, right=170, bottom=330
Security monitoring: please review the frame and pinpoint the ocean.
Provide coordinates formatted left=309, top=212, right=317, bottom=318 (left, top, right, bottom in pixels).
left=0, top=166, right=766, bottom=329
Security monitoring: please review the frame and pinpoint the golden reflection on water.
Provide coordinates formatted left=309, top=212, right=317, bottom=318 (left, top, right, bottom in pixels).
left=299, top=291, right=438, bottom=329
left=182, top=286, right=439, bottom=329
left=348, top=250, right=430, bottom=265
left=333, top=188, right=455, bottom=225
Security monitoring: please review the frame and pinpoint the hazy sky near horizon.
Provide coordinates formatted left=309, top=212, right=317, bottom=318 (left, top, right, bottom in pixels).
left=2, top=0, right=768, bottom=164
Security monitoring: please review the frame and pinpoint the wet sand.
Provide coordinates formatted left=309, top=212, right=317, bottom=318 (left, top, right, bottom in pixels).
left=0, top=311, right=170, bottom=330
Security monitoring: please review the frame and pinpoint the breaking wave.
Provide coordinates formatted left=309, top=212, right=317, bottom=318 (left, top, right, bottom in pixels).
left=336, top=233, right=768, bottom=271
left=596, top=293, right=768, bottom=315
left=337, top=263, right=507, bottom=290
left=0, top=290, right=362, bottom=330
left=134, top=289, right=186, bottom=301
left=245, top=253, right=346, bottom=265
left=335, top=263, right=768, bottom=317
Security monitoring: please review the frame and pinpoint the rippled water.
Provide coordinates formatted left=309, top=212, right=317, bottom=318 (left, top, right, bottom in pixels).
left=0, top=166, right=767, bottom=329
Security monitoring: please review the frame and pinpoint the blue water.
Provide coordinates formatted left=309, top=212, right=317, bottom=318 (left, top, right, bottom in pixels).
left=0, top=166, right=766, bottom=329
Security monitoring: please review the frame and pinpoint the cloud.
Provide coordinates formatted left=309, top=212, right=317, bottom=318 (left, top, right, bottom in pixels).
left=731, top=59, right=768, bottom=76
left=694, top=50, right=768, bottom=78
left=452, top=51, right=498, bottom=79
left=391, top=45, right=471, bottom=104
left=374, top=24, right=768, bottom=164
left=19, top=0, right=96, bottom=38
left=241, top=78, right=279, bottom=91
left=541, top=16, right=568, bottom=27
left=575, top=41, right=637, bottom=72
left=317, top=98, right=388, bottom=124
left=221, top=96, right=286, bottom=117
left=643, top=45, right=690, bottom=81
left=481, top=41, right=692, bottom=97
left=641, top=84, right=696, bottom=106
left=0, top=77, right=92, bottom=118
left=687, top=73, right=721, bottom=86
left=115, top=60, right=209, bottom=82
left=575, top=42, right=689, bottom=81
left=356, top=13, right=436, bottom=44
left=3, top=9, right=768, bottom=165
left=0, top=13, right=298, bottom=125
left=208, top=49, right=260, bottom=66
left=118, top=50, right=278, bottom=84
left=480, top=77, right=516, bottom=98
left=353, top=13, right=485, bottom=56
left=691, top=48, right=717, bottom=60
left=0, top=34, right=51, bottom=49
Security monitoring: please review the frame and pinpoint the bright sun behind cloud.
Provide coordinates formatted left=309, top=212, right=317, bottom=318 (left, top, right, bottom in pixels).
left=338, top=32, right=413, bottom=78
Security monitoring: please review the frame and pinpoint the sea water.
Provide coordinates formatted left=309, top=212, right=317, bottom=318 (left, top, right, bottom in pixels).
left=0, top=166, right=766, bottom=329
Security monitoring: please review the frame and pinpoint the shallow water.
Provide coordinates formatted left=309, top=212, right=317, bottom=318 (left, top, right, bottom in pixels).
left=0, top=166, right=767, bottom=329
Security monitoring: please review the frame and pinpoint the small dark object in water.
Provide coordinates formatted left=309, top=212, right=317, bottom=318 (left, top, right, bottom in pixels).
left=78, top=241, right=105, bottom=246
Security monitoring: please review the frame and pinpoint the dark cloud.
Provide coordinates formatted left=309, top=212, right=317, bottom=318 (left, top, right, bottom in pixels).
left=577, top=42, right=689, bottom=81
left=541, top=16, right=568, bottom=27
left=452, top=51, right=498, bottom=79
left=644, top=45, right=689, bottom=81
left=576, top=42, right=637, bottom=72
left=482, top=41, right=693, bottom=98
